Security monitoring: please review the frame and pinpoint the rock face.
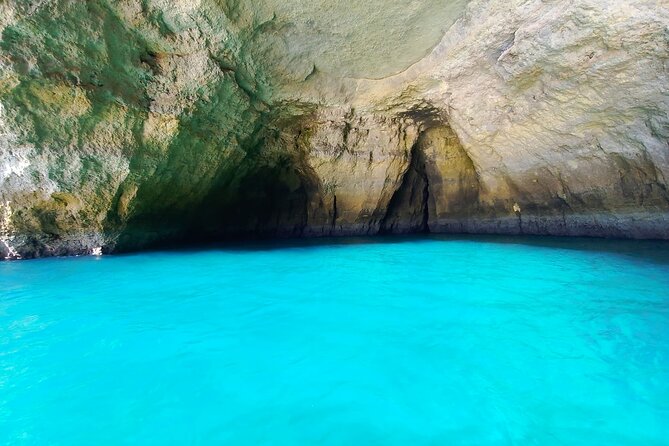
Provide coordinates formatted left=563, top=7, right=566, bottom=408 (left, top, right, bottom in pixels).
left=1, top=0, right=668, bottom=258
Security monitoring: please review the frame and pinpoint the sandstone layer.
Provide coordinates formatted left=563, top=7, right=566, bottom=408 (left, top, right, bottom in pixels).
left=1, top=0, right=668, bottom=258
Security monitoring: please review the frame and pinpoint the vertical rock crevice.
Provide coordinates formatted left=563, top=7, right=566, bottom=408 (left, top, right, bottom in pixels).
left=331, top=194, right=338, bottom=229
left=380, top=123, right=481, bottom=234
left=380, top=132, right=431, bottom=234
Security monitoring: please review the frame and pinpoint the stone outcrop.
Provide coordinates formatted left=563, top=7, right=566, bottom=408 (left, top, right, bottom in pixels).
left=1, top=0, right=668, bottom=258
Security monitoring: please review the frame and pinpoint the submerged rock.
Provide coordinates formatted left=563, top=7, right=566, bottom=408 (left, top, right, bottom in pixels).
left=1, top=0, right=668, bottom=258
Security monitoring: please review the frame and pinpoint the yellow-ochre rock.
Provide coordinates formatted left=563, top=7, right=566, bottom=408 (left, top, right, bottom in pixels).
left=1, top=0, right=668, bottom=257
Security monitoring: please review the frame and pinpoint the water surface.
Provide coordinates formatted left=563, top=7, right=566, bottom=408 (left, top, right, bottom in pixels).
left=1, top=236, right=668, bottom=445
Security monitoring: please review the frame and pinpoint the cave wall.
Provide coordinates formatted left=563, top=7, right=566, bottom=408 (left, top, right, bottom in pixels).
left=1, top=0, right=668, bottom=258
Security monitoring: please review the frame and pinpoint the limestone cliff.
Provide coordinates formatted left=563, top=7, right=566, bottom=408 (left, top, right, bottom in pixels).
left=1, top=0, right=668, bottom=258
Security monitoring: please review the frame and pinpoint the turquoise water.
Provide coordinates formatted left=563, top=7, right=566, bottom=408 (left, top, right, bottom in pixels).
left=1, top=236, right=669, bottom=445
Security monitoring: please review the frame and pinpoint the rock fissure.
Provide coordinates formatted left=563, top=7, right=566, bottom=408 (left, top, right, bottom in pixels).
left=380, top=132, right=431, bottom=234
left=331, top=193, right=338, bottom=229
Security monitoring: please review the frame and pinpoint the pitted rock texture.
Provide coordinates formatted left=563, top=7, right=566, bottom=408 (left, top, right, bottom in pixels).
left=1, top=0, right=668, bottom=258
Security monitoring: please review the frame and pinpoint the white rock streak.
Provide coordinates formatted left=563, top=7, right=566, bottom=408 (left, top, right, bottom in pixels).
left=0, top=201, right=21, bottom=259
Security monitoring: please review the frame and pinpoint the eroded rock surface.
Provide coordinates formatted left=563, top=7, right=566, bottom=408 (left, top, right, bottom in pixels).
left=1, top=0, right=668, bottom=258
